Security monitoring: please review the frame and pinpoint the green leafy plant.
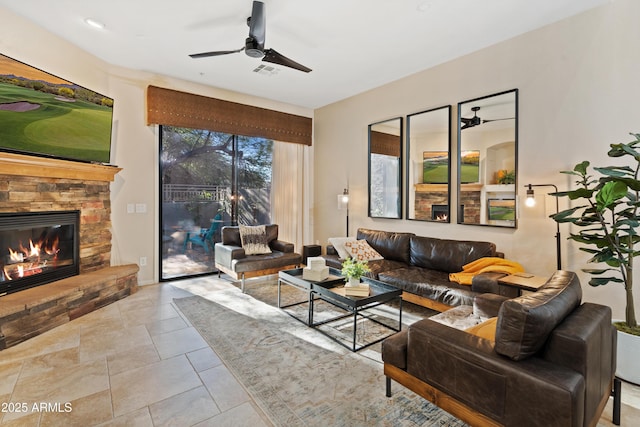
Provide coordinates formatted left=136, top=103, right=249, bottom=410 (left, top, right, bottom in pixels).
left=552, top=133, right=640, bottom=335
left=341, top=258, right=371, bottom=280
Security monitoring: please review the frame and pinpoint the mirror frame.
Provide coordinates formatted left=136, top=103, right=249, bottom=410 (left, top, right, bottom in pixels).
left=406, top=105, right=452, bottom=222
left=456, top=89, right=518, bottom=228
left=368, top=117, right=403, bottom=219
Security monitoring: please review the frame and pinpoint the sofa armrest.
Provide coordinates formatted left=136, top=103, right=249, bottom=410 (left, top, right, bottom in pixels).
left=473, top=293, right=510, bottom=319
left=471, top=272, right=519, bottom=298
left=270, top=239, right=294, bottom=253
left=214, top=243, right=245, bottom=269
left=405, top=319, right=584, bottom=426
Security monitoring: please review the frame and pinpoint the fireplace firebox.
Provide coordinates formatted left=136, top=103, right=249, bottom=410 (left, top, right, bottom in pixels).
left=0, top=211, right=79, bottom=296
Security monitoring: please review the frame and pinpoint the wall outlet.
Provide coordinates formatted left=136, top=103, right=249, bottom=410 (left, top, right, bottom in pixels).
left=139, top=256, right=147, bottom=266
left=127, top=203, right=135, bottom=214
left=135, top=203, right=147, bottom=214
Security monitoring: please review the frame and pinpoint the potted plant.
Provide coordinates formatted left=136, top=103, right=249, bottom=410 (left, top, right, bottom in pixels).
left=552, top=132, right=640, bottom=383
left=341, top=258, right=371, bottom=287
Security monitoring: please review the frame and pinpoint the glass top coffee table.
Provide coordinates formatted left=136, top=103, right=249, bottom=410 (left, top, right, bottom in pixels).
left=278, top=267, right=402, bottom=351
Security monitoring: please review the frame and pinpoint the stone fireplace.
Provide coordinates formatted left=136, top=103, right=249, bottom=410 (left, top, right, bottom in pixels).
left=0, top=152, right=138, bottom=349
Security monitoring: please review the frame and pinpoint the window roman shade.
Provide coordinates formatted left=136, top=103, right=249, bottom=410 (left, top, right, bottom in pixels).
left=146, top=85, right=312, bottom=146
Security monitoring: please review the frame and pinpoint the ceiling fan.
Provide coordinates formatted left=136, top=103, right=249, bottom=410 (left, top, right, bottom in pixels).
left=189, top=1, right=312, bottom=73
left=460, top=106, right=514, bottom=130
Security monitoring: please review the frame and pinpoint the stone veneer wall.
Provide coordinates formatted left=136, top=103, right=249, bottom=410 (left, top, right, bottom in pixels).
left=0, top=174, right=112, bottom=273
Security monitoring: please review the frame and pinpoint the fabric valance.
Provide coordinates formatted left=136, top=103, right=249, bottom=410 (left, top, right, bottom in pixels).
left=370, top=131, right=401, bottom=157
left=146, top=85, right=312, bottom=145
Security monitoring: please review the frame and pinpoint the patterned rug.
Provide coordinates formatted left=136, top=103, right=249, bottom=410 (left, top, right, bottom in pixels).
left=174, top=281, right=467, bottom=426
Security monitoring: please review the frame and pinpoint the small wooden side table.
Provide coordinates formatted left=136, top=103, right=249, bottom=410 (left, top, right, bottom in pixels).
left=498, top=273, right=548, bottom=292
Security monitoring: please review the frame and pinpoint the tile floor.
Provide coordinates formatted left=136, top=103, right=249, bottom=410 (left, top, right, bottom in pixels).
left=0, top=275, right=638, bottom=426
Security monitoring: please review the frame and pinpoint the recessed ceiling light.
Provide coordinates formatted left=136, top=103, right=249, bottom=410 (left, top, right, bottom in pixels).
left=85, top=18, right=105, bottom=30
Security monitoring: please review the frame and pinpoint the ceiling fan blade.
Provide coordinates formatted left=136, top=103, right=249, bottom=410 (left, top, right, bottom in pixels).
left=189, top=47, right=244, bottom=59
left=482, top=117, right=515, bottom=124
left=262, top=49, right=311, bottom=73
left=248, top=1, right=266, bottom=47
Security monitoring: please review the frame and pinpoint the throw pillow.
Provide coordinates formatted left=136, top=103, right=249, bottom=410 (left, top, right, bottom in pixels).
left=465, top=317, right=498, bottom=343
left=328, top=237, right=357, bottom=259
left=344, top=239, right=384, bottom=261
left=239, top=225, right=272, bottom=255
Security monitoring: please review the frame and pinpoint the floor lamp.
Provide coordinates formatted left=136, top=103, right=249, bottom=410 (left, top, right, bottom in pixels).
left=525, top=183, right=562, bottom=270
left=337, top=188, right=349, bottom=237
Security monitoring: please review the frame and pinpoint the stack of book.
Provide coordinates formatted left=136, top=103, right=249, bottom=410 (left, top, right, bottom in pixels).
left=344, top=281, right=370, bottom=297
left=302, top=256, right=329, bottom=281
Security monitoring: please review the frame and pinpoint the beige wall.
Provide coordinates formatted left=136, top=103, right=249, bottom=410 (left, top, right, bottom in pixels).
left=314, top=0, right=640, bottom=318
left=0, top=7, right=312, bottom=285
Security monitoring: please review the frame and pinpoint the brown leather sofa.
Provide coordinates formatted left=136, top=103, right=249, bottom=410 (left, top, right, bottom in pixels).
left=215, top=224, right=302, bottom=292
left=323, top=228, right=518, bottom=311
left=382, top=271, right=621, bottom=427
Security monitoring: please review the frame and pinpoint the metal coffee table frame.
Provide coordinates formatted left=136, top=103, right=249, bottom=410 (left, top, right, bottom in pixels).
left=277, top=268, right=344, bottom=325
left=311, top=276, right=402, bottom=351
left=278, top=267, right=403, bottom=351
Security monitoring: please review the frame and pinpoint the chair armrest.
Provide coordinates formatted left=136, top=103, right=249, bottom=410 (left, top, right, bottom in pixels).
left=270, top=239, right=294, bottom=253
left=406, top=319, right=584, bottom=426
left=214, top=243, right=245, bottom=269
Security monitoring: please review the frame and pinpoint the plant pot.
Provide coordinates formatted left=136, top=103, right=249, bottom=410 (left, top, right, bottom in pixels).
left=345, top=277, right=360, bottom=287
left=616, top=324, right=640, bottom=385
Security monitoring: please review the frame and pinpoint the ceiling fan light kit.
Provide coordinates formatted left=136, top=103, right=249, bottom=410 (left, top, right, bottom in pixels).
left=189, top=1, right=311, bottom=73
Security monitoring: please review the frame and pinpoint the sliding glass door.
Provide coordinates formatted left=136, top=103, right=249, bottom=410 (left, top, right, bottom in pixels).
left=159, top=126, right=273, bottom=280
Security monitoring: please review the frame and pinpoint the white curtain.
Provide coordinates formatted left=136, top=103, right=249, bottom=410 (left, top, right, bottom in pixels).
left=271, top=141, right=313, bottom=253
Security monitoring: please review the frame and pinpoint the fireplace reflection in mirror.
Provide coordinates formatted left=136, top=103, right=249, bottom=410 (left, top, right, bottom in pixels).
left=430, top=205, right=464, bottom=222
left=0, top=211, right=79, bottom=296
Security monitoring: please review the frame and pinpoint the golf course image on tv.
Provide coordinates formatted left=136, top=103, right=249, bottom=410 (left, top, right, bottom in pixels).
left=460, top=150, right=480, bottom=183
left=0, top=53, right=113, bottom=164
left=423, top=151, right=449, bottom=183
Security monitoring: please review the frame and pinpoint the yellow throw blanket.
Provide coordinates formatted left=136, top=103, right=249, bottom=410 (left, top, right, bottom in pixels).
left=449, top=257, right=524, bottom=285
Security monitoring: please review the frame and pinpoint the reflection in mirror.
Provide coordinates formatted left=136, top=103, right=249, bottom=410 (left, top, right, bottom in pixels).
left=407, top=106, right=451, bottom=222
left=369, top=117, right=402, bottom=218
left=457, top=89, right=518, bottom=227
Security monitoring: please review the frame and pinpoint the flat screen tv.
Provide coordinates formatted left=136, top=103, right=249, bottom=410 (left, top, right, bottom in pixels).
left=460, top=150, right=480, bottom=183
left=422, top=151, right=449, bottom=184
left=0, top=53, right=114, bottom=164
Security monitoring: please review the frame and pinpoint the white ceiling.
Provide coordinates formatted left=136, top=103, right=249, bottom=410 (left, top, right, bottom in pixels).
left=0, top=0, right=608, bottom=109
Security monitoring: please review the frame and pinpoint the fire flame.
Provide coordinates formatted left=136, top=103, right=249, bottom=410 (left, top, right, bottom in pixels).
left=4, top=236, right=61, bottom=280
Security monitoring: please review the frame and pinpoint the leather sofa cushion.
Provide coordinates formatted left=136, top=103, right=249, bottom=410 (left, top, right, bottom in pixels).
left=495, top=271, right=582, bottom=361
left=379, top=267, right=477, bottom=307
left=356, top=228, right=414, bottom=264
left=409, top=236, right=496, bottom=273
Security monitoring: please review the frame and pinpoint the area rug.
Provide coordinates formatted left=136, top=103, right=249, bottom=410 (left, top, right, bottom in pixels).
left=174, top=283, right=467, bottom=426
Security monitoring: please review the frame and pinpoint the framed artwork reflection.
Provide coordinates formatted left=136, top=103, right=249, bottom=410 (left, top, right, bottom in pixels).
left=487, top=198, right=516, bottom=221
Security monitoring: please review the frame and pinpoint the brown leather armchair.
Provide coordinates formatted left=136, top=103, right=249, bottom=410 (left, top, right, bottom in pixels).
left=215, top=224, right=302, bottom=292
left=382, top=271, right=621, bottom=427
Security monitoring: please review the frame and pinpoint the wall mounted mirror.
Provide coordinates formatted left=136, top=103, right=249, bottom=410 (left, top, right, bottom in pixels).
left=368, top=117, right=402, bottom=219
left=457, top=89, right=518, bottom=227
left=406, top=105, right=451, bottom=222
